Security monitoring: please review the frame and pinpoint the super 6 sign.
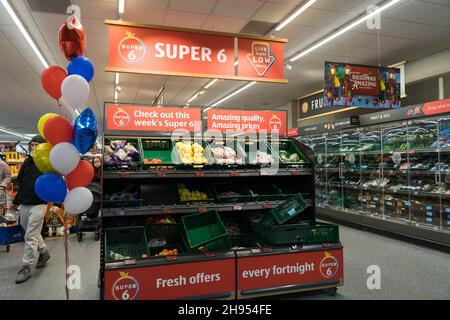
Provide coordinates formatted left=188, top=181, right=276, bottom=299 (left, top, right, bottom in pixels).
left=106, top=20, right=287, bottom=84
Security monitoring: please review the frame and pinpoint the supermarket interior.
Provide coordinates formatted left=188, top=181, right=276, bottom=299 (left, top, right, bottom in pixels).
left=0, top=0, right=449, bottom=302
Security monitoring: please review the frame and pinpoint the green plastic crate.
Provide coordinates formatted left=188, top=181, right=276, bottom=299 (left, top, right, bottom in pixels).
left=267, top=193, right=308, bottom=225
left=141, top=138, right=176, bottom=165
left=253, top=219, right=311, bottom=245
left=269, top=139, right=309, bottom=166
left=105, top=227, right=149, bottom=262
left=182, top=210, right=230, bottom=250
left=247, top=184, right=284, bottom=201
left=307, top=223, right=339, bottom=244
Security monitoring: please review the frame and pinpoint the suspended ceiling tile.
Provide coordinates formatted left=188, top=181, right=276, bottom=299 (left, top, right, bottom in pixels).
left=213, top=0, right=265, bottom=19
left=391, top=23, right=449, bottom=41
left=163, top=10, right=208, bottom=29
left=124, top=0, right=170, bottom=9
left=290, top=8, right=346, bottom=28
left=252, top=1, right=297, bottom=24
left=169, top=0, right=217, bottom=14
left=72, top=0, right=117, bottom=20
left=384, top=0, right=443, bottom=22
left=201, top=15, right=249, bottom=33
left=417, top=6, right=450, bottom=27
left=125, top=5, right=165, bottom=25
left=311, top=0, right=364, bottom=12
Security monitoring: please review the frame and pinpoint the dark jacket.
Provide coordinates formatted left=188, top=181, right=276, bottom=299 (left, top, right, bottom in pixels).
left=13, top=155, right=46, bottom=205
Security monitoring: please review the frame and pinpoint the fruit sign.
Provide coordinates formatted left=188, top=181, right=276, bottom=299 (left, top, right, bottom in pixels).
left=237, top=249, right=343, bottom=293
left=206, top=109, right=287, bottom=135
left=105, top=103, right=202, bottom=134
left=106, top=20, right=287, bottom=83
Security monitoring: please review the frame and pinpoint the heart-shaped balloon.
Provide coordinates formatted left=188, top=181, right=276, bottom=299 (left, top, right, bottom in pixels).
left=58, top=15, right=86, bottom=61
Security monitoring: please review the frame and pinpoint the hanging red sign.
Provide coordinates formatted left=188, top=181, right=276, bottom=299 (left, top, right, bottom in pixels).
left=105, top=20, right=287, bottom=84
left=422, top=98, right=450, bottom=116
left=237, top=38, right=284, bottom=80
left=105, top=103, right=202, bottom=133
left=206, top=109, right=287, bottom=135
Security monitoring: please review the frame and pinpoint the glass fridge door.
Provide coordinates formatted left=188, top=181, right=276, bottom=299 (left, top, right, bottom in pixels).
left=341, top=130, right=362, bottom=212
left=360, top=126, right=383, bottom=217
left=310, top=134, right=328, bottom=207
left=438, top=117, right=450, bottom=231
left=408, top=119, right=440, bottom=230
left=325, top=133, right=343, bottom=209
left=382, top=122, right=410, bottom=223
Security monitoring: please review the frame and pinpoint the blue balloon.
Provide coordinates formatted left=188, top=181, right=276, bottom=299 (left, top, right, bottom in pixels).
left=35, top=173, right=67, bottom=203
left=67, top=56, right=94, bottom=82
left=72, top=107, right=98, bottom=154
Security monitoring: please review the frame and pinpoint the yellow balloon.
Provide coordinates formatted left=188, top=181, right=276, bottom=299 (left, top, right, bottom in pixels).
left=33, top=143, right=56, bottom=173
left=37, top=113, right=58, bottom=139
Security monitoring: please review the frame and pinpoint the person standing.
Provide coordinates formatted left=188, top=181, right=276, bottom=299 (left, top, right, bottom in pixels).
left=0, top=156, right=11, bottom=191
left=11, top=135, right=51, bottom=284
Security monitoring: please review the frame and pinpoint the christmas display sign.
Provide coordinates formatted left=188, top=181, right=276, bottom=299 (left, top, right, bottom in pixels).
left=324, top=62, right=401, bottom=109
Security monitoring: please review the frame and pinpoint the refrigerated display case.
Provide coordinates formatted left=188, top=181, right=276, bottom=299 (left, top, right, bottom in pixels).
left=298, top=101, right=450, bottom=246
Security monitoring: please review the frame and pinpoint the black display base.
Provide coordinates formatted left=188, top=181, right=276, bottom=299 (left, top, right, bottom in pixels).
left=317, top=207, right=450, bottom=252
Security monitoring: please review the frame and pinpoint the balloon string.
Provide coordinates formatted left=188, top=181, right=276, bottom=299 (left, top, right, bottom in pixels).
left=64, top=210, right=70, bottom=300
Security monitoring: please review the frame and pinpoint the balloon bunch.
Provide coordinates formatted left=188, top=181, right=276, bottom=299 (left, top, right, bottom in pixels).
left=34, top=110, right=98, bottom=215
left=35, top=15, right=98, bottom=215
left=40, top=15, right=93, bottom=107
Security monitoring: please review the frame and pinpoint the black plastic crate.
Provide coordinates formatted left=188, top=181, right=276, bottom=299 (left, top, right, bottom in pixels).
left=247, top=184, right=283, bottom=201
left=213, top=183, right=251, bottom=203
left=145, top=216, right=181, bottom=239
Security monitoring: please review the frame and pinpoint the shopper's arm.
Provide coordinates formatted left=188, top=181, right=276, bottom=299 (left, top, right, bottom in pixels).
left=0, top=161, right=11, bottom=188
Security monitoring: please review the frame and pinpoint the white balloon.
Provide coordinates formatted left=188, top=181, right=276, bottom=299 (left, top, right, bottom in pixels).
left=64, top=187, right=93, bottom=214
left=61, top=74, right=90, bottom=109
left=50, top=142, right=80, bottom=175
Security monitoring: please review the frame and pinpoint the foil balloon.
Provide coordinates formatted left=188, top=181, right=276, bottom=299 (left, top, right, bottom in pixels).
left=58, top=15, right=86, bottom=60
left=72, top=107, right=98, bottom=154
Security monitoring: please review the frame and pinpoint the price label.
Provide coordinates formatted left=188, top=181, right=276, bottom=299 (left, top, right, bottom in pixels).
left=195, top=172, right=205, bottom=177
left=120, top=173, right=129, bottom=178
left=263, top=202, right=271, bottom=209
left=162, top=208, right=172, bottom=214
left=291, top=170, right=301, bottom=176
left=157, top=172, right=167, bottom=177
left=230, top=171, right=239, bottom=177
left=198, top=207, right=207, bottom=213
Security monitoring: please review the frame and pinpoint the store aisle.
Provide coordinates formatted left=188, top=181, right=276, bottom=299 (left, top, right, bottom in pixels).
left=0, top=225, right=449, bottom=300
left=0, top=233, right=100, bottom=300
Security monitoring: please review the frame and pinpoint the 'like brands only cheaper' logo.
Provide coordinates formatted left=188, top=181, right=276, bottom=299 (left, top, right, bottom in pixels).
left=119, top=31, right=147, bottom=63
left=112, top=108, right=131, bottom=127
left=320, top=252, right=339, bottom=278
left=247, top=42, right=275, bottom=77
left=112, top=272, right=140, bottom=300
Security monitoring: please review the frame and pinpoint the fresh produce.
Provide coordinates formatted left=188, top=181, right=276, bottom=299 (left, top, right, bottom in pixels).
left=178, top=184, right=209, bottom=201
left=252, top=151, right=275, bottom=164
left=155, top=248, right=178, bottom=256
left=143, top=158, right=162, bottom=164
left=279, top=150, right=302, bottom=163
left=148, top=217, right=176, bottom=224
left=109, top=251, right=130, bottom=261
left=210, top=146, right=243, bottom=165
left=175, top=142, right=208, bottom=164
left=104, top=185, right=140, bottom=201
left=104, top=140, right=140, bottom=165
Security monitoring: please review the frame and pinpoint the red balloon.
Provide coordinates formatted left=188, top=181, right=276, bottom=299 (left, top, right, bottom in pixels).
left=66, top=160, right=94, bottom=190
left=41, top=66, right=67, bottom=99
left=58, top=15, right=86, bottom=61
left=43, top=116, right=73, bottom=146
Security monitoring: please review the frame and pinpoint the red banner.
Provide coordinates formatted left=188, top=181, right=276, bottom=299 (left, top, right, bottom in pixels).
left=237, top=38, right=284, bottom=80
left=106, top=20, right=287, bottom=83
left=206, top=109, right=286, bottom=135
left=237, top=249, right=343, bottom=292
left=422, top=98, right=450, bottom=116
left=348, top=65, right=380, bottom=96
left=105, top=104, right=201, bottom=132
left=104, top=258, right=235, bottom=300
left=288, top=128, right=298, bottom=137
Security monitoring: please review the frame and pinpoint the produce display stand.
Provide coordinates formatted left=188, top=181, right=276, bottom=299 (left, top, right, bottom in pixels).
left=99, top=104, right=343, bottom=300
